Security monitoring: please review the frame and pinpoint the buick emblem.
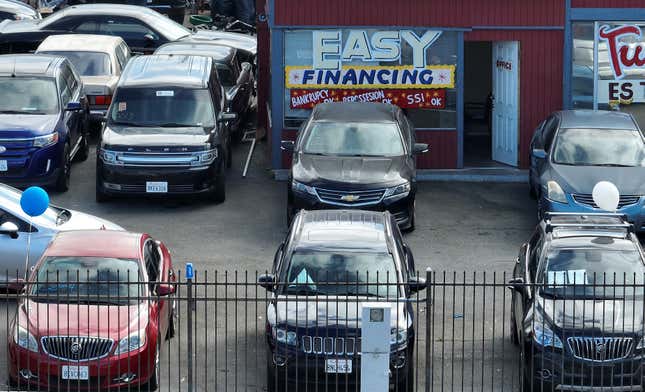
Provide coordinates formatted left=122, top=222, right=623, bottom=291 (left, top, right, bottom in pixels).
left=341, top=194, right=360, bottom=202
left=0, top=146, right=6, bottom=154
left=70, top=340, right=82, bottom=355
left=596, top=342, right=606, bottom=359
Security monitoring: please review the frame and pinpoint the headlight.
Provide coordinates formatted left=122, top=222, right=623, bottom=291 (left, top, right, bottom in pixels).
left=114, top=329, right=146, bottom=355
left=532, top=323, right=563, bottom=348
left=390, top=327, right=407, bottom=345
left=99, top=148, right=118, bottom=164
left=384, top=182, right=411, bottom=198
left=191, top=149, right=218, bottom=166
left=272, top=327, right=297, bottom=346
left=32, top=133, right=59, bottom=148
left=291, top=181, right=317, bottom=196
left=546, top=181, right=567, bottom=204
left=14, top=325, right=38, bottom=352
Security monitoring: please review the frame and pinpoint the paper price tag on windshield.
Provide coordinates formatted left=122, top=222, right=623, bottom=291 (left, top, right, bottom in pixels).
left=547, top=270, right=588, bottom=286
left=156, top=90, right=174, bottom=97
left=118, top=102, right=126, bottom=112
left=567, top=269, right=588, bottom=285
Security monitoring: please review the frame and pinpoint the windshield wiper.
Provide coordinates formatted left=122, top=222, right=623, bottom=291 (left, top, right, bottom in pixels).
left=591, top=163, right=634, bottom=167
left=156, top=122, right=198, bottom=128
left=111, top=121, right=148, bottom=127
left=0, top=110, right=47, bottom=114
left=286, top=285, right=324, bottom=296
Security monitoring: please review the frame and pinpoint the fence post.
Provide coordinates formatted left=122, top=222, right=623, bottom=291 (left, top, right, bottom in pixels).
left=186, top=263, right=194, bottom=392
left=425, top=267, right=432, bottom=392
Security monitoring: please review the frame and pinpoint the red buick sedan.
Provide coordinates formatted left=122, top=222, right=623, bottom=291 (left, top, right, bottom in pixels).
left=8, top=230, right=176, bottom=391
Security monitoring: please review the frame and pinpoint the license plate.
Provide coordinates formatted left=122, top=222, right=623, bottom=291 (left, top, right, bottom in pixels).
left=325, top=359, right=352, bottom=374
left=0, top=160, right=6, bottom=172
left=61, top=365, right=89, bottom=380
left=146, top=181, right=168, bottom=193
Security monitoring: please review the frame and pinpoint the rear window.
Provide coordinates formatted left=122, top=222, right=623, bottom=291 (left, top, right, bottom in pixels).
left=39, top=51, right=112, bottom=76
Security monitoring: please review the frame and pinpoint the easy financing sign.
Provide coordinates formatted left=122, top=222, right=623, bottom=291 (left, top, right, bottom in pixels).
left=285, top=30, right=455, bottom=109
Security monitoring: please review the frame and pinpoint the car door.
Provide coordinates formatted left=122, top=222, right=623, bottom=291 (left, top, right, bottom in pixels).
left=531, top=115, right=558, bottom=190
left=60, top=64, right=82, bottom=154
left=513, top=230, right=542, bottom=336
left=95, top=16, right=165, bottom=54
left=144, top=239, right=168, bottom=338
left=0, top=208, right=51, bottom=281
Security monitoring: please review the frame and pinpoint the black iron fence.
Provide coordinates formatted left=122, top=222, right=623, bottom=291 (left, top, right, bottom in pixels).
left=1, top=270, right=645, bottom=391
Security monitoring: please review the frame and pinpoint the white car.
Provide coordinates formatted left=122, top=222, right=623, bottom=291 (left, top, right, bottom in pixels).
left=0, top=183, right=123, bottom=284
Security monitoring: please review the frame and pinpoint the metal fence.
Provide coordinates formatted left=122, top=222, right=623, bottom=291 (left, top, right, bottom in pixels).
left=1, top=270, right=644, bottom=391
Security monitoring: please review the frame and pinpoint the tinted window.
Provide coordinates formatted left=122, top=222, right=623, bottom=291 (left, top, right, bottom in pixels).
left=215, top=64, right=235, bottom=87
left=31, top=257, right=144, bottom=304
left=40, top=51, right=111, bottom=76
left=108, top=87, right=216, bottom=128
left=553, top=128, right=645, bottom=167
left=73, top=20, right=98, bottom=33
left=285, top=251, right=398, bottom=297
left=0, top=77, right=58, bottom=114
left=542, top=116, right=558, bottom=152
left=0, top=11, right=14, bottom=21
left=303, top=122, right=405, bottom=156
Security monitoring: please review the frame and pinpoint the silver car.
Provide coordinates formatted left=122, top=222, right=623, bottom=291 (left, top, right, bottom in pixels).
left=36, top=34, right=132, bottom=127
left=0, top=183, right=123, bottom=283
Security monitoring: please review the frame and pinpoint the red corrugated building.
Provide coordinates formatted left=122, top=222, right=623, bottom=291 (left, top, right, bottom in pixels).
left=253, top=0, right=645, bottom=173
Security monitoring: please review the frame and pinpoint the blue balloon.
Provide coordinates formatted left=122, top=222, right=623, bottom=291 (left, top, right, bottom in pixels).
left=20, top=186, right=50, bottom=217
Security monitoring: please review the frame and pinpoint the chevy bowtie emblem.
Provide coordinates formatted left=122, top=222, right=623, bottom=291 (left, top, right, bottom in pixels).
left=341, top=194, right=360, bottom=202
left=0, top=146, right=6, bottom=153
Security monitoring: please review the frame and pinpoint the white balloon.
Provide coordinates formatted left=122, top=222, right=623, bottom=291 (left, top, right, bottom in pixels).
left=592, top=181, right=620, bottom=212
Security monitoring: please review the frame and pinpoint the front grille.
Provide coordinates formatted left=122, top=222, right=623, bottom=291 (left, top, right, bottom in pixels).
left=42, top=336, right=113, bottom=361
left=567, top=337, right=634, bottom=361
left=315, top=188, right=385, bottom=206
left=119, top=184, right=195, bottom=193
left=0, top=138, right=38, bottom=174
left=302, top=336, right=361, bottom=355
left=573, top=194, right=641, bottom=209
left=118, top=152, right=197, bottom=167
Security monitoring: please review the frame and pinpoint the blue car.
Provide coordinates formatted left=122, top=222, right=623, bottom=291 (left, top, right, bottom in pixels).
left=529, top=110, right=645, bottom=231
left=0, top=54, right=89, bottom=192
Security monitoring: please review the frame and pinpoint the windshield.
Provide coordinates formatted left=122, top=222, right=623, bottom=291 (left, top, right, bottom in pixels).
left=284, top=251, right=399, bottom=297
left=553, top=128, right=645, bottom=167
left=303, top=122, right=405, bottom=156
left=108, top=87, right=215, bottom=128
left=540, top=247, right=645, bottom=298
left=0, top=77, right=58, bottom=114
left=30, top=257, right=143, bottom=305
left=144, top=12, right=191, bottom=41
left=39, top=51, right=111, bottom=76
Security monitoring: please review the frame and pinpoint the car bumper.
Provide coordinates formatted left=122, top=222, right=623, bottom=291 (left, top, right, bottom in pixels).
left=8, top=343, right=155, bottom=390
left=97, top=160, right=222, bottom=197
left=289, top=188, right=415, bottom=228
left=89, top=109, right=107, bottom=124
left=0, top=142, right=64, bottom=188
left=528, top=349, right=645, bottom=390
left=541, top=195, right=645, bottom=231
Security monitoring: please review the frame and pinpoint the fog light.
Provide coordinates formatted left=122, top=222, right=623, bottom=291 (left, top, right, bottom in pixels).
left=103, top=182, right=122, bottom=190
left=19, top=369, right=37, bottom=380
left=536, top=369, right=552, bottom=380
left=391, top=351, right=406, bottom=369
left=113, top=372, right=137, bottom=383
left=273, top=354, right=287, bottom=367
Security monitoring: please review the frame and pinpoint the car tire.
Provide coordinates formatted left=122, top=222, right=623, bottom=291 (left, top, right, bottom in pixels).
left=396, top=360, right=414, bottom=392
left=266, top=351, right=277, bottom=392
left=528, top=173, right=537, bottom=200
left=55, top=143, right=71, bottom=192
left=286, top=204, right=295, bottom=226
left=166, top=311, right=175, bottom=340
left=403, top=200, right=416, bottom=233
left=144, top=348, right=160, bottom=391
left=226, top=143, right=232, bottom=169
left=510, top=309, right=519, bottom=346
left=212, top=173, right=226, bottom=203
left=95, top=174, right=110, bottom=203
left=76, top=135, right=90, bottom=162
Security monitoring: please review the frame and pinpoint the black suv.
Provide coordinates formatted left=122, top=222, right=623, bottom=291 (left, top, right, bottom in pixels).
left=509, top=213, right=645, bottom=391
left=283, top=102, right=428, bottom=231
left=259, top=209, right=426, bottom=392
left=96, top=54, right=236, bottom=202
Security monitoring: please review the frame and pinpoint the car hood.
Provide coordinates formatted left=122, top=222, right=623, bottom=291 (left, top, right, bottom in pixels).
left=58, top=208, right=124, bottom=231
left=531, top=296, right=643, bottom=334
left=0, top=18, right=38, bottom=33
left=102, top=125, right=212, bottom=150
left=18, top=300, right=148, bottom=339
left=293, top=153, right=411, bottom=188
left=82, top=75, right=119, bottom=96
left=0, top=114, right=59, bottom=138
left=185, top=31, right=257, bottom=55
left=268, top=296, right=409, bottom=330
left=545, top=163, right=645, bottom=195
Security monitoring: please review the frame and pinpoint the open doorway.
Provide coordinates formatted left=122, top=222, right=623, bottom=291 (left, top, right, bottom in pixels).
left=464, top=42, right=493, bottom=167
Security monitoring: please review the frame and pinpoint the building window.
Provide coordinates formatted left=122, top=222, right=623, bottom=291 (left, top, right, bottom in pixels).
left=283, top=29, right=458, bottom=130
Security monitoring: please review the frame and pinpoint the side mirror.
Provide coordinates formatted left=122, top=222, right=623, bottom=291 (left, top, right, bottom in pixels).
left=281, top=140, right=295, bottom=152
left=143, top=33, right=157, bottom=43
left=413, top=143, right=429, bottom=154
left=258, top=273, right=276, bottom=291
left=532, top=148, right=547, bottom=159
left=0, top=222, right=19, bottom=239
left=507, top=277, right=526, bottom=294
left=408, top=276, right=427, bottom=294
left=218, top=112, right=238, bottom=122
left=156, top=283, right=176, bottom=296
left=65, top=101, right=82, bottom=111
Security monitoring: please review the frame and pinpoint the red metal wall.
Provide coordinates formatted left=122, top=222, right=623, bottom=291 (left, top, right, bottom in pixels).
left=466, top=30, right=563, bottom=168
left=572, top=0, right=645, bottom=7
left=274, top=0, right=564, bottom=27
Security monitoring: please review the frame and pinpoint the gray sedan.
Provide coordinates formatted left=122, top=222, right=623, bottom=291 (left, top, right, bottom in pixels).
left=0, top=183, right=123, bottom=283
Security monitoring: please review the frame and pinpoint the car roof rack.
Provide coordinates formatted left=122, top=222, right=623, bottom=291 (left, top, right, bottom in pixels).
left=543, top=212, right=634, bottom=234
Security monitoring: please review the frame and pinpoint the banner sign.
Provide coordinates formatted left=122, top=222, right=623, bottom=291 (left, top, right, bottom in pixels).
left=289, top=88, right=446, bottom=109
left=597, top=79, right=645, bottom=104
left=598, top=24, right=645, bottom=80
left=285, top=65, right=455, bottom=90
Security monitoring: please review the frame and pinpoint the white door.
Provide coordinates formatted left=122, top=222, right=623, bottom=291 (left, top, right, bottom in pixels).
left=492, top=41, right=519, bottom=166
